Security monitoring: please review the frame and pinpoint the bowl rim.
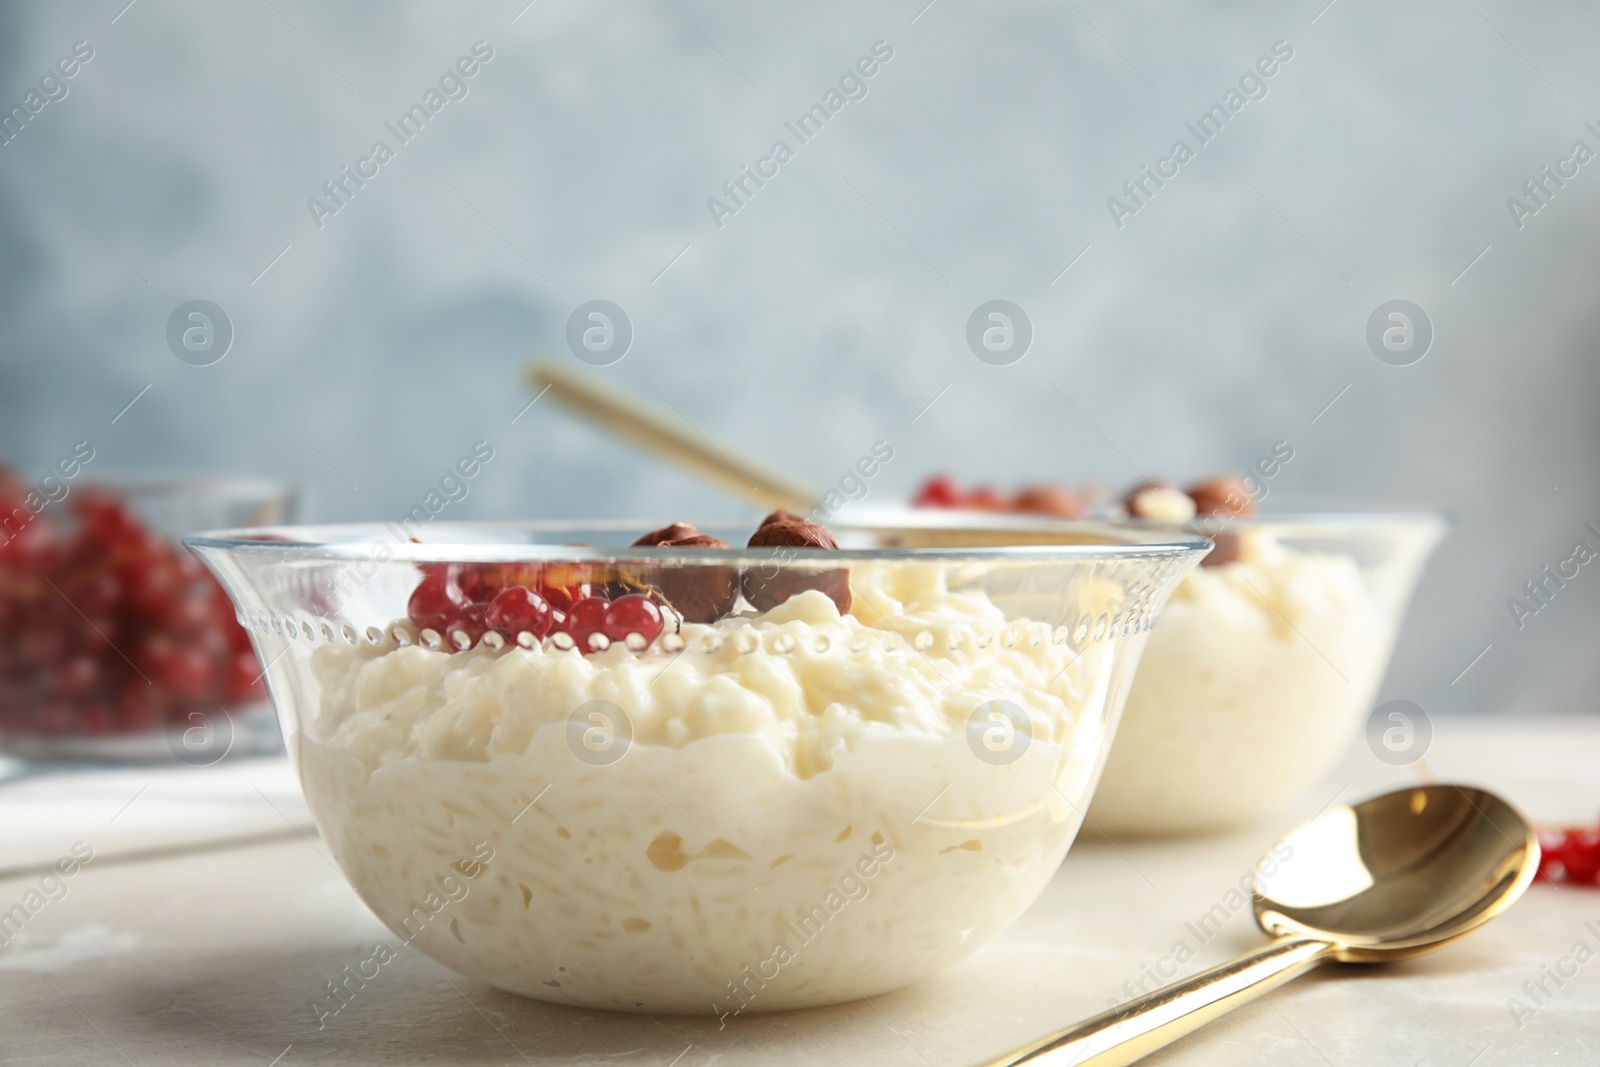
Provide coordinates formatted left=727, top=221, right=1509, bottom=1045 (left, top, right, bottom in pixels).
left=842, top=504, right=1449, bottom=532
left=80, top=475, right=294, bottom=500
left=184, top=518, right=1214, bottom=564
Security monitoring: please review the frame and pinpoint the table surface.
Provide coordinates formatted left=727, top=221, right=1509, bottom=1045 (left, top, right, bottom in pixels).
left=3, top=717, right=1597, bottom=1067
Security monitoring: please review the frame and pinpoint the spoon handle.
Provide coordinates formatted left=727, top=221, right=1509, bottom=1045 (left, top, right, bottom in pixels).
left=977, top=937, right=1334, bottom=1067
left=525, top=359, right=819, bottom=513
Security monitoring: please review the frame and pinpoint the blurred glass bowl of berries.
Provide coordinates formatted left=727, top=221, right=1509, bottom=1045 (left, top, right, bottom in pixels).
left=0, top=473, right=295, bottom=763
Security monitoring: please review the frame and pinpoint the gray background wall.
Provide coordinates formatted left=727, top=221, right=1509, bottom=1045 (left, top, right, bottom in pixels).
left=1, top=1, right=1596, bottom=721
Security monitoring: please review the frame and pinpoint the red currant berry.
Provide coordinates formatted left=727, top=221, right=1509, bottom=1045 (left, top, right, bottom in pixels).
left=603, top=594, right=663, bottom=649
left=539, top=583, right=590, bottom=614
left=565, top=596, right=611, bottom=653
left=454, top=563, right=510, bottom=604
left=911, top=475, right=961, bottom=509
left=486, top=586, right=553, bottom=640
left=1560, top=830, right=1600, bottom=884
left=56, top=655, right=100, bottom=697
left=442, top=603, right=491, bottom=648
left=151, top=646, right=216, bottom=700
left=408, top=572, right=471, bottom=634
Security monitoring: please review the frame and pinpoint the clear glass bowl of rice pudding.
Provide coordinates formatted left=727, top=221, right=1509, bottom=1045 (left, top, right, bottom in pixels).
left=1088, top=509, right=1445, bottom=837
left=908, top=477, right=1446, bottom=839
left=187, top=515, right=1206, bottom=1013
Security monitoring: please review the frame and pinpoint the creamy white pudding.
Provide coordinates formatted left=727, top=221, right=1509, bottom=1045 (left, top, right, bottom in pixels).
left=1089, top=532, right=1392, bottom=836
left=298, top=564, right=1117, bottom=1012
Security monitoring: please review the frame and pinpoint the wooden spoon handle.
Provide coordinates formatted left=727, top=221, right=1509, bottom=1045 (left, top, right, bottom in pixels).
left=977, top=937, right=1334, bottom=1067
left=526, top=359, right=817, bottom=514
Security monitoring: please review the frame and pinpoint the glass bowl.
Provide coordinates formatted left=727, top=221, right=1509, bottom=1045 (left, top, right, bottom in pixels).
left=1087, top=513, right=1446, bottom=837
left=187, top=518, right=1207, bottom=1013
left=0, top=476, right=295, bottom=764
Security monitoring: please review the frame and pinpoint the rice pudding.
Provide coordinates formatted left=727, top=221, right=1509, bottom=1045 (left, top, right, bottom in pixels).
left=298, top=562, right=1117, bottom=1012
left=1089, top=530, right=1394, bottom=835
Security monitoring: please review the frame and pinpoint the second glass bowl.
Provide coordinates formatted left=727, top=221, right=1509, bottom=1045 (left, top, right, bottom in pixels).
left=1087, top=512, right=1446, bottom=836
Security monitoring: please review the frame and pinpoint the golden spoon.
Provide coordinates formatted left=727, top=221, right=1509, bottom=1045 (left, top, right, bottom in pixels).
left=981, top=784, right=1539, bottom=1067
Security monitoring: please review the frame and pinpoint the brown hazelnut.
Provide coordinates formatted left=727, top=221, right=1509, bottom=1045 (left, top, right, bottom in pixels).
left=1201, top=531, right=1243, bottom=568
left=758, top=509, right=807, bottom=528
left=649, top=533, right=738, bottom=623
left=742, top=520, right=851, bottom=614
left=1186, top=476, right=1257, bottom=519
left=633, top=522, right=702, bottom=547
left=1013, top=485, right=1088, bottom=519
left=964, top=486, right=1005, bottom=511
left=658, top=534, right=730, bottom=550
left=749, top=520, right=839, bottom=550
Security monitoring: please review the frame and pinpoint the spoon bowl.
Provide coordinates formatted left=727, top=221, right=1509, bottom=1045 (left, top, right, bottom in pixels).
left=984, top=784, right=1539, bottom=1066
left=1257, top=785, right=1538, bottom=961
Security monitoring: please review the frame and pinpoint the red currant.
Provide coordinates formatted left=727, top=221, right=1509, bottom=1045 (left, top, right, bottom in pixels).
left=407, top=572, right=471, bottom=634
left=1536, top=822, right=1600, bottom=885
left=539, top=583, right=591, bottom=614
left=1560, top=830, right=1600, bottom=884
left=486, top=586, right=553, bottom=640
left=565, top=596, right=611, bottom=653
left=1537, top=830, right=1567, bottom=882
left=911, top=475, right=961, bottom=509
left=603, top=594, right=663, bottom=649
left=56, top=655, right=100, bottom=697
left=443, top=604, right=491, bottom=648
left=454, top=563, right=510, bottom=604
left=150, top=646, right=215, bottom=700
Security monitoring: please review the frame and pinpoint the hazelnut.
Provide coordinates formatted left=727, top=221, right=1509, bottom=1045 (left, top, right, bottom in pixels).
left=1013, top=485, right=1088, bottom=519
left=648, top=532, right=738, bottom=624
left=758, top=509, right=807, bottom=528
left=742, top=520, right=851, bottom=614
left=658, top=534, right=730, bottom=550
left=1186, top=476, right=1257, bottom=519
left=1201, top=531, right=1243, bottom=568
left=633, top=522, right=702, bottom=547
left=749, top=520, right=839, bottom=550
left=964, top=486, right=1005, bottom=511
left=1125, top=485, right=1197, bottom=524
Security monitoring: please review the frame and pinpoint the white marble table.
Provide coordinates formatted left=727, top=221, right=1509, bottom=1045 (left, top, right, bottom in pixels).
left=3, top=718, right=1597, bottom=1066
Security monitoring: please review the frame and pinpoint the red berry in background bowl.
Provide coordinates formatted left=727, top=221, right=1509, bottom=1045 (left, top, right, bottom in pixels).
left=565, top=596, right=612, bottom=653
left=486, top=586, right=553, bottom=641
left=603, top=594, right=663, bottom=650
left=0, top=474, right=272, bottom=740
left=227, top=650, right=262, bottom=700
left=911, top=476, right=962, bottom=509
